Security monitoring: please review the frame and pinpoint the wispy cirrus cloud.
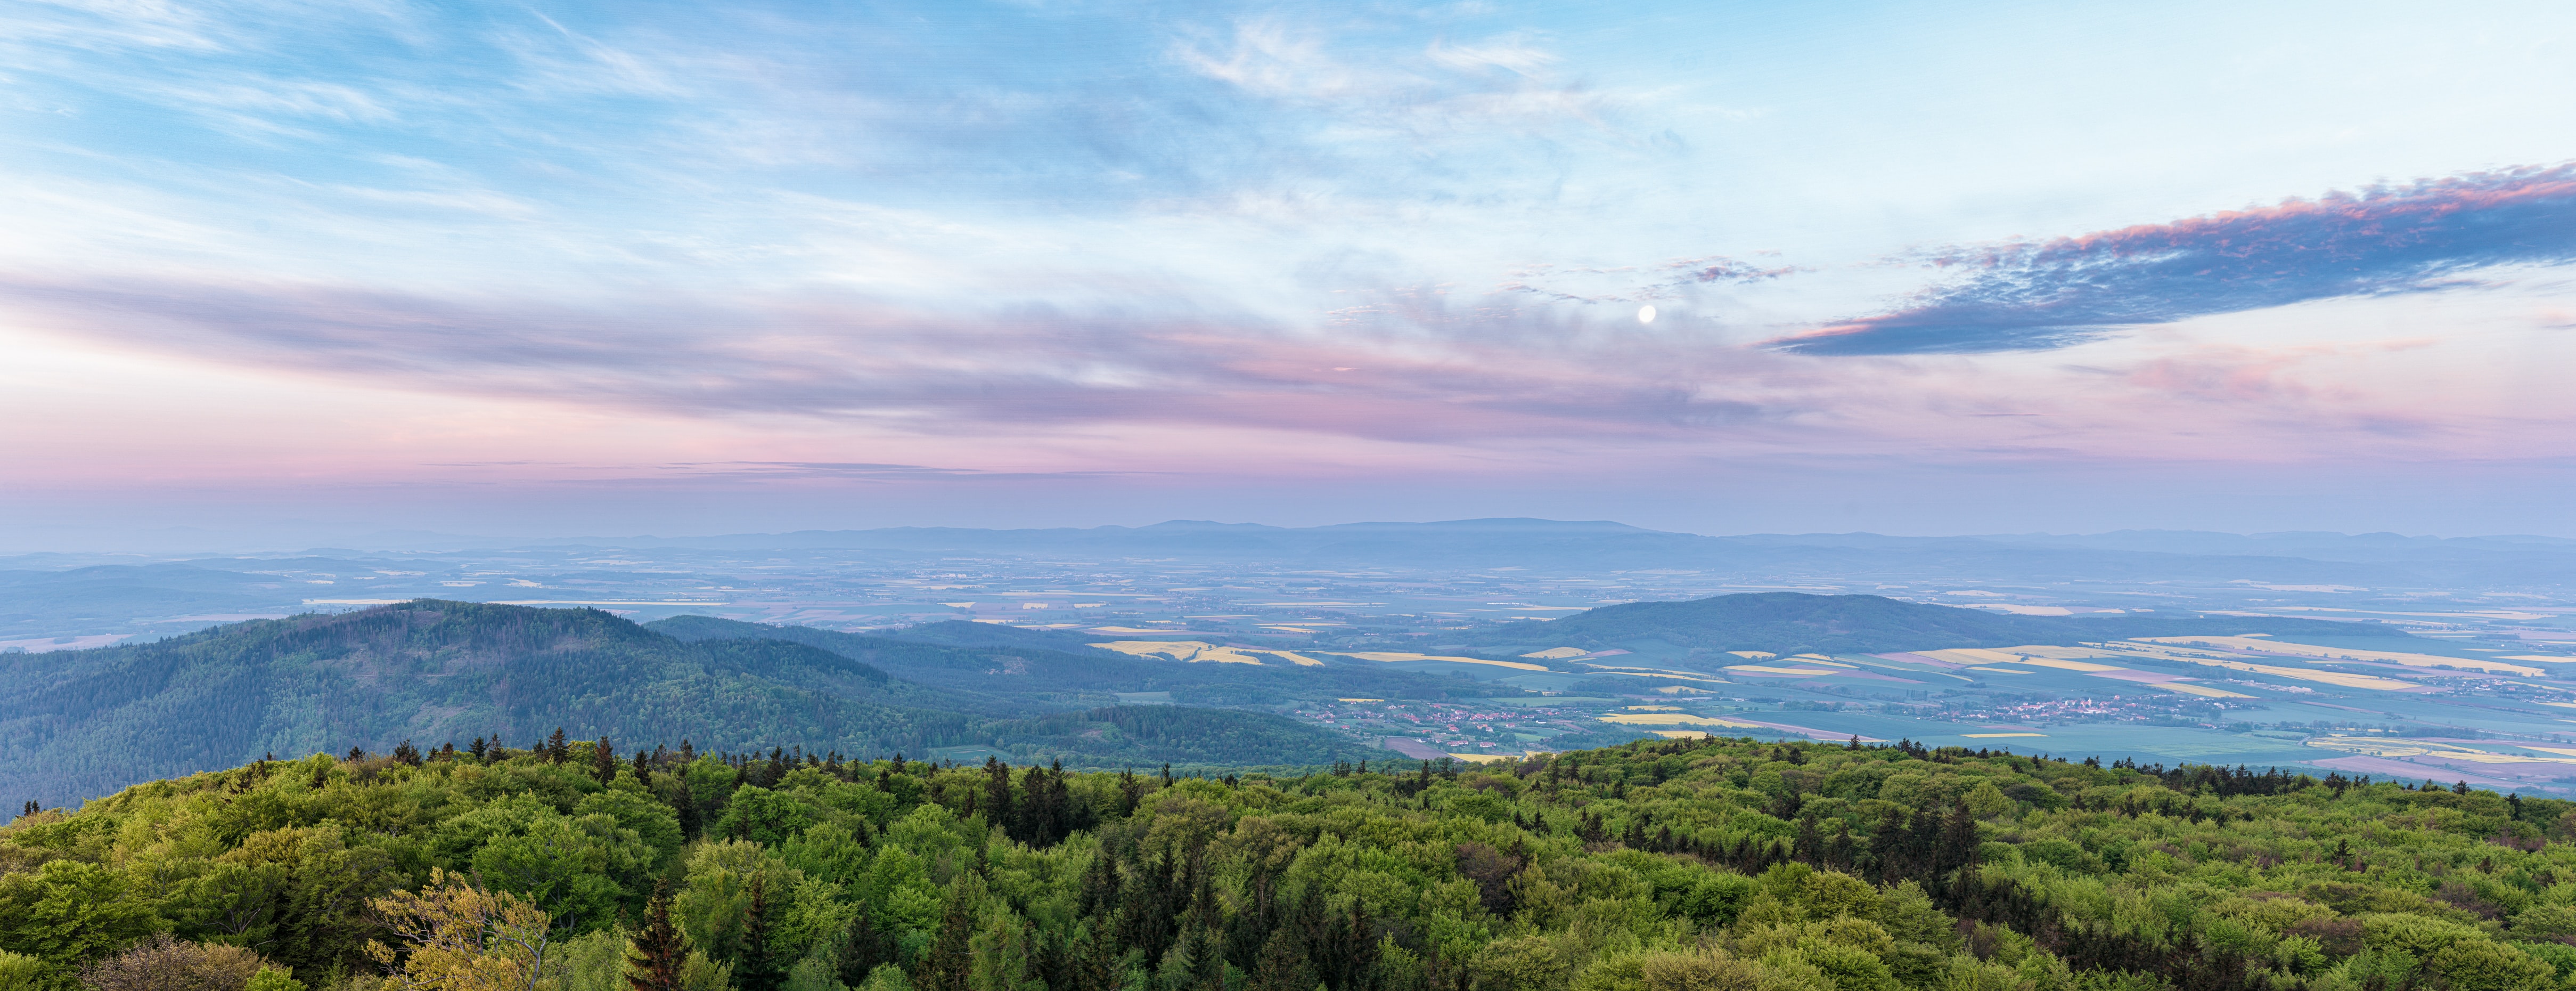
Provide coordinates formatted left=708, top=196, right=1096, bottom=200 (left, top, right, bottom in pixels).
left=0, top=275, right=1816, bottom=445
left=1777, top=163, right=2576, bottom=355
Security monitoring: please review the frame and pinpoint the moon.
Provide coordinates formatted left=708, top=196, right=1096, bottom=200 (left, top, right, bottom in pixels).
left=1637, top=305, right=1657, bottom=324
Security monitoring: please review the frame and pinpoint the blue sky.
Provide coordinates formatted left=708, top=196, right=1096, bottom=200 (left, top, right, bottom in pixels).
left=5, top=0, right=2576, bottom=546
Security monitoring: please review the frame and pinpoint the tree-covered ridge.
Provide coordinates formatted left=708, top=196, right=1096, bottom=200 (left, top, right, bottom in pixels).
left=0, top=601, right=970, bottom=804
left=12, top=735, right=2576, bottom=991
left=0, top=602, right=1375, bottom=806
left=1468, top=592, right=2414, bottom=656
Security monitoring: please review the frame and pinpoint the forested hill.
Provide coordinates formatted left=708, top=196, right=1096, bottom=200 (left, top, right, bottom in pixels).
left=1471, top=591, right=2415, bottom=655
left=0, top=602, right=1369, bottom=807
left=8, top=736, right=2576, bottom=991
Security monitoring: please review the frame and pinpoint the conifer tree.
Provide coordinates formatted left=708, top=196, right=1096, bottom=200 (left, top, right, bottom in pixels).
left=735, top=875, right=781, bottom=991
left=592, top=737, right=617, bottom=784
left=1067, top=924, right=1116, bottom=991
left=626, top=881, right=685, bottom=991
left=1937, top=799, right=1981, bottom=879
left=983, top=757, right=1014, bottom=833
left=1075, top=849, right=1119, bottom=923
left=917, top=878, right=977, bottom=991
left=834, top=912, right=889, bottom=988
left=547, top=728, right=569, bottom=764
left=674, top=782, right=701, bottom=841
left=1249, top=929, right=1313, bottom=991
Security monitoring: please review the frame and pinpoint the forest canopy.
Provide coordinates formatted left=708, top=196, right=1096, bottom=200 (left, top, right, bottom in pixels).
left=5, top=734, right=2575, bottom=991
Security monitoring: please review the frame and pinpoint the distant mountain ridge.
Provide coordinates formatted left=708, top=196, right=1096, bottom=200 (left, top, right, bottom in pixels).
left=1467, top=591, right=2415, bottom=656
left=489, top=519, right=2576, bottom=585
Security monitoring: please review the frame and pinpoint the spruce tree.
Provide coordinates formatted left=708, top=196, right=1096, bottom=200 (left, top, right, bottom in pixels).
left=675, top=782, right=701, bottom=841
left=835, top=912, right=889, bottom=988
left=737, top=875, right=782, bottom=991
left=983, top=757, right=1015, bottom=834
left=593, top=736, right=618, bottom=784
left=1250, top=928, right=1314, bottom=991
left=1068, top=923, right=1117, bottom=991
left=547, top=727, right=569, bottom=763
left=918, top=879, right=978, bottom=991
left=626, top=881, right=686, bottom=991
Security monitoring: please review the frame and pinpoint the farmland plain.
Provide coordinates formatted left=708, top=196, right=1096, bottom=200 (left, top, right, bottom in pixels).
left=4, top=519, right=2574, bottom=790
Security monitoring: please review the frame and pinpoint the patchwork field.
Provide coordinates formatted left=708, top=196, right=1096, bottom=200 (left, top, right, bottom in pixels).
left=1090, top=639, right=1324, bottom=665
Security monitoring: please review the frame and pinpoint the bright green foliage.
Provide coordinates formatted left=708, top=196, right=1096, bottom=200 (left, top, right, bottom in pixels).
left=557, top=926, right=631, bottom=991
left=244, top=968, right=306, bottom=991
left=0, top=951, right=47, bottom=991
left=11, top=736, right=2576, bottom=991
left=0, top=859, right=159, bottom=971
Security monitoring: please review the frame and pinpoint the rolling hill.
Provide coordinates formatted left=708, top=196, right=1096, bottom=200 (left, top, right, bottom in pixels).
left=1468, top=591, right=2415, bottom=656
left=0, top=601, right=1369, bottom=806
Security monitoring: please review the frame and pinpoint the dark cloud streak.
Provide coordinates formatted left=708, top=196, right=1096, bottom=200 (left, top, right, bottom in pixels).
left=1778, top=163, right=2576, bottom=355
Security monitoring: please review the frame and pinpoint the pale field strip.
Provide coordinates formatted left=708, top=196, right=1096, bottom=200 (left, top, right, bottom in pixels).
left=1727, top=651, right=1778, bottom=659
left=1575, top=660, right=1739, bottom=683
left=1089, top=640, right=1325, bottom=667
left=1323, top=651, right=1551, bottom=672
left=2254, top=606, right=2557, bottom=621
left=2305, top=735, right=2576, bottom=766
left=2078, top=641, right=2423, bottom=692
left=1583, top=669, right=1736, bottom=685
left=1723, top=665, right=1848, bottom=677
left=1910, top=646, right=2126, bottom=665
left=2131, top=636, right=2549, bottom=676
left=1839, top=655, right=1977, bottom=682
left=1519, top=647, right=1591, bottom=659
left=1597, top=712, right=1768, bottom=728
left=2153, top=683, right=2256, bottom=698
left=1915, top=644, right=2294, bottom=697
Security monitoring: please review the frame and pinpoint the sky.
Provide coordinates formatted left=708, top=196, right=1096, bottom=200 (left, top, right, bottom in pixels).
left=5, top=0, right=2576, bottom=549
